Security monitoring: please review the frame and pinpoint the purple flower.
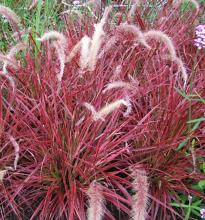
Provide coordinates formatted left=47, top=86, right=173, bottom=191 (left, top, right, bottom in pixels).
left=194, top=24, right=205, bottom=49
left=201, top=208, right=205, bottom=219
left=73, top=0, right=80, bottom=6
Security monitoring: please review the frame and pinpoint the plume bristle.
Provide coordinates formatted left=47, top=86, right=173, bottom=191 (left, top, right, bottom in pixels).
left=144, top=30, right=177, bottom=59
left=80, top=35, right=91, bottom=69
left=103, top=81, right=132, bottom=93
left=87, top=182, right=104, bottom=220
left=0, top=170, right=7, bottom=182
left=88, top=6, right=112, bottom=71
left=130, top=167, right=149, bottom=220
left=0, top=5, right=20, bottom=31
left=9, top=136, right=20, bottom=170
left=118, top=23, right=151, bottom=49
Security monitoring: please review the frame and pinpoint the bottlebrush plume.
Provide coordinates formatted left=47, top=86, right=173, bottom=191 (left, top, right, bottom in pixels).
left=38, top=31, right=67, bottom=83
left=1, top=73, right=15, bottom=92
left=9, top=136, right=20, bottom=170
left=98, top=36, right=117, bottom=59
left=88, top=6, right=112, bottom=71
left=0, top=54, right=17, bottom=91
left=3, top=43, right=28, bottom=74
left=144, top=30, right=177, bottom=60
left=174, top=56, right=188, bottom=88
left=102, top=81, right=133, bottom=94
left=84, top=98, right=132, bottom=121
left=118, top=23, right=151, bottom=49
left=37, top=31, right=67, bottom=48
left=12, top=27, right=32, bottom=40
left=0, top=170, right=7, bottom=182
left=0, top=54, right=18, bottom=70
left=65, top=39, right=82, bottom=63
left=83, top=102, right=104, bottom=121
left=0, top=5, right=20, bottom=31
left=80, top=35, right=91, bottom=69
left=52, top=41, right=65, bottom=83
left=163, top=54, right=188, bottom=88
left=130, top=167, right=149, bottom=220
left=87, top=182, right=105, bottom=220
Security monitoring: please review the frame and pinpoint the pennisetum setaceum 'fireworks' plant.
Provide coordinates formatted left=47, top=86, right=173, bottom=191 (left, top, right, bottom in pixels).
left=0, top=1, right=205, bottom=219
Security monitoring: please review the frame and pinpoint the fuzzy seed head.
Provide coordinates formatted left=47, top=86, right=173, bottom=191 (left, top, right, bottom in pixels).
left=118, top=23, right=151, bottom=49
left=130, top=167, right=149, bottom=220
left=9, top=136, right=20, bottom=170
left=0, top=54, right=18, bottom=70
left=3, top=43, right=28, bottom=74
left=97, top=99, right=131, bottom=120
left=0, top=5, right=20, bottom=31
left=84, top=98, right=131, bottom=121
left=66, top=40, right=82, bottom=63
left=80, top=35, right=91, bottom=69
left=0, top=170, right=7, bottom=182
left=174, top=57, right=188, bottom=88
left=37, top=31, right=67, bottom=48
left=144, top=30, right=177, bottom=60
left=88, top=6, right=112, bottom=71
left=103, top=81, right=132, bottom=93
left=52, top=41, right=65, bottom=83
left=87, top=182, right=104, bottom=220
left=98, top=36, right=118, bottom=59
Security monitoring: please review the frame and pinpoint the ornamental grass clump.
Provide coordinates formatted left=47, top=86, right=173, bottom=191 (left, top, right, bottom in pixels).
left=0, top=1, right=205, bottom=220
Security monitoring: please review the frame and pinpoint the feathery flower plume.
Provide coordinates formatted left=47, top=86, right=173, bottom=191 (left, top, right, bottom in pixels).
left=9, top=136, right=20, bottom=170
left=52, top=41, right=65, bottom=83
left=130, top=167, right=149, bottom=220
left=102, top=81, right=132, bottom=94
left=118, top=23, right=151, bottom=49
left=80, top=35, right=91, bottom=69
left=0, top=54, right=18, bottom=70
left=163, top=54, right=188, bottom=88
left=83, top=102, right=104, bottom=121
left=37, top=31, right=67, bottom=48
left=174, top=56, right=188, bottom=88
left=3, top=43, right=28, bottom=74
left=123, top=97, right=132, bottom=117
left=65, top=40, right=82, bottom=63
left=0, top=170, right=7, bottom=182
left=173, top=0, right=200, bottom=13
left=38, top=31, right=67, bottom=83
left=12, top=27, right=32, bottom=40
left=98, top=36, right=118, bottom=59
left=111, top=65, right=122, bottom=80
left=1, top=73, right=15, bottom=92
left=88, top=6, right=112, bottom=71
left=0, top=5, right=20, bottom=31
left=84, top=98, right=131, bottom=121
left=87, top=181, right=105, bottom=220
left=0, top=54, right=17, bottom=91
left=144, top=30, right=177, bottom=60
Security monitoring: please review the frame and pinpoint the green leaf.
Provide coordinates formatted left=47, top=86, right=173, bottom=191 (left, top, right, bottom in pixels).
left=198, top=180, right=205, bottom=190
left=175, top=87, right=191, bottom=100
left=177, top=138, right=189, bottom=151
left=187, top=118, right=205, bottom=123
